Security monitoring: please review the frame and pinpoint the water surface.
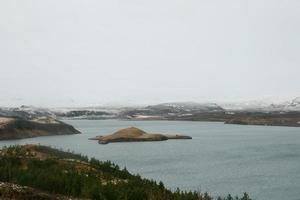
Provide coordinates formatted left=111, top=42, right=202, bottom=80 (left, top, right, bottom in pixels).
left=1, top=120, right=300, bottom=200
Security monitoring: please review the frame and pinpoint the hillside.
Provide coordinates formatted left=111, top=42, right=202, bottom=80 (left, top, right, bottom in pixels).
left=0, top=117, right=80, bottom=140
left=225, top=112, right=300, bottom=127
left=0, top=182, right=87, bottom=200
left=119, top=102, right=224, bottom=120
left=0, top=145, right=251, bottom=200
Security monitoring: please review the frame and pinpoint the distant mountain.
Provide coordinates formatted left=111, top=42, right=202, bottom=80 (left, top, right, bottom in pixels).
left=2, top=98, right=300, bottom=122
left=267, top=97, right=300, bottom=111
left=220, top=101, right=270, bottom=111
left=2, top=103, right=224, bottom=121
left=289, top=97, right=300, bottom=109
left=221, top=97, right=300, bottom=112
left=120, top=102, right=225, bottom=119
left=0, top=105, right=55, bottom=120
left=147, top=102, right=224, bottom=113
left=0, top=105, right=119, bottom=120
left=52, top=106, right=121, bottom=120
left=55, top=110, right=116, bottom=120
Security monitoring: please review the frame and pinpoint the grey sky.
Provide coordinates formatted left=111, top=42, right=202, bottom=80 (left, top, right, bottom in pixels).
left=0, top=0, right=300, bottom=107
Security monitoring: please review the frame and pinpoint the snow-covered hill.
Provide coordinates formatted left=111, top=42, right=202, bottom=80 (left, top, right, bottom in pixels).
left=1, top=98, right=299, bottom=121
left=0, top=105, right=55, bottom=120
left=220, top=97, right=300, bottom=112
left=147, top=102, right=224, bottom=113
left=268, top=97, right=300, bottom=111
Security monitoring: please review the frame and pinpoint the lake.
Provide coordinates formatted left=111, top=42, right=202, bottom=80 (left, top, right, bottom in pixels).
left=1, top=120, right=300, bottom=200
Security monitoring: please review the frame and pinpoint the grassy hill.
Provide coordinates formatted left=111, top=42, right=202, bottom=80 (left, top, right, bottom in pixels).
left=0, top=145, right=251, bottom=200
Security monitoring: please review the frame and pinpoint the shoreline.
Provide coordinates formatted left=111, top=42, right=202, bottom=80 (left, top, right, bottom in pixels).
left=63, top=118, right=300, bottom=128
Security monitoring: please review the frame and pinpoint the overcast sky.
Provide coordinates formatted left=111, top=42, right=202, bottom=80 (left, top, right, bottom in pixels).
left=0, top=0, right=300, bottom=107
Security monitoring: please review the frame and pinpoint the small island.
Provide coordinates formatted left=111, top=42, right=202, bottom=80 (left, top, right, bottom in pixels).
left=90, top=127, right=192, bottom=144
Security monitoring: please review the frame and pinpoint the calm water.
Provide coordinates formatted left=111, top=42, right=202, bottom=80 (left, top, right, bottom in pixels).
left=1, top=120, right=300, bottom=200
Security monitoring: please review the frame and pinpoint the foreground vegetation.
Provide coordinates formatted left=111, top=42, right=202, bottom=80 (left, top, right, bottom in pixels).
left=0, top=145, right=251, bottom=200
